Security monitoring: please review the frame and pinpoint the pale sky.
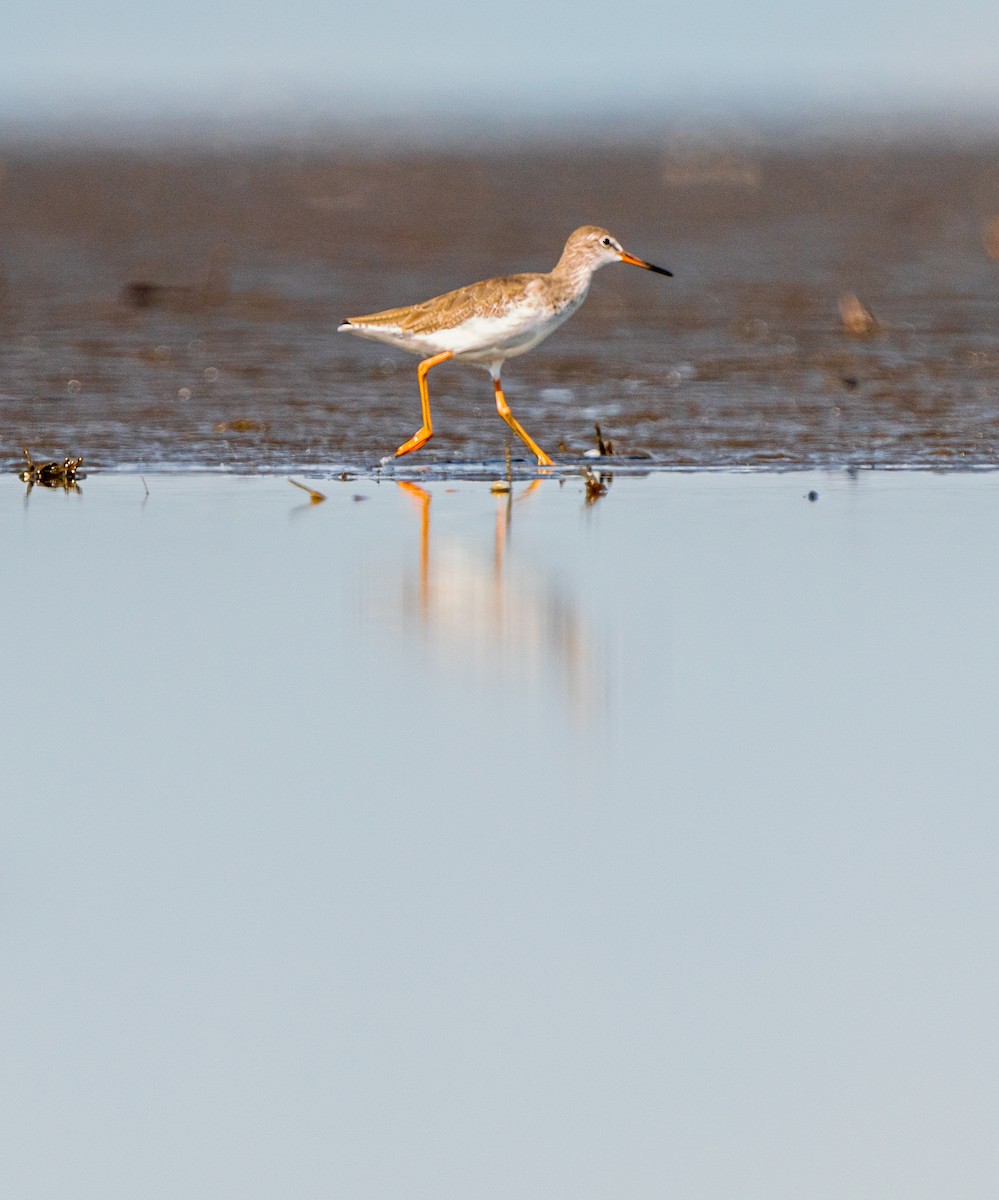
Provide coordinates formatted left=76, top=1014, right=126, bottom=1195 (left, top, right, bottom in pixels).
left=4, top=0, right=999, bottom=133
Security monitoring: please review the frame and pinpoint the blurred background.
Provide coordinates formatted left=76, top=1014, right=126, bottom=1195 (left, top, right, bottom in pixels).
left=3, top=0, right=999, bottom=141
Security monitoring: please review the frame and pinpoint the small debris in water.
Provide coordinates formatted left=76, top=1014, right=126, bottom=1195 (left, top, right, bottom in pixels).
left=807, top=490, right=819, bottom=502
left=215, top=419, right=268, bottom=433
left=838, top=293, right=878, bottom=337
left=289, top=478, right=327, bottom=504
left=983, top=215, right=999, bottom=261
left=124, top=281, right=195, bottom=310
left=593, top=423, right=614, bottom=456
left=492, top=442, right=515, bottom=492
left=581, top=466, right=611, bottom=505
left=19, top=446, right=85, bottom=491
left=122, top=247, right=231, bottom=311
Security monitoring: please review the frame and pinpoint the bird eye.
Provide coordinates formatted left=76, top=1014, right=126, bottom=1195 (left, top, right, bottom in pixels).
left=600, top=236, right=614, bottom=247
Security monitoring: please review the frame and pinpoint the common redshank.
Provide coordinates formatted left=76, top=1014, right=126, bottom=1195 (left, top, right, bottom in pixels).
left=338, top=226, right=672, bottom=466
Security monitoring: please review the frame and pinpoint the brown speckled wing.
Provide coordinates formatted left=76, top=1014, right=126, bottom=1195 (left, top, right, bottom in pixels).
left=347, top=273, right=538, bottom=334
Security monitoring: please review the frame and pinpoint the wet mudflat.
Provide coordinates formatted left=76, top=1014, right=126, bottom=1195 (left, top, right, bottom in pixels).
left=4, top=469, right=999, bottom=1198
left=2, top=138, right=999, bottom=471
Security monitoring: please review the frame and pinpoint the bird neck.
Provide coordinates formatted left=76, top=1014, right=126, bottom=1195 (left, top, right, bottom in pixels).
left=549, top=247, right=598, bottom=300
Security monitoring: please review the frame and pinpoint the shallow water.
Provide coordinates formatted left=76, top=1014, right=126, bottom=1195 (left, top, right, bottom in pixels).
left=4, top=470, right=999, bottom=1198
left=3, top=141, right=999, bottom=472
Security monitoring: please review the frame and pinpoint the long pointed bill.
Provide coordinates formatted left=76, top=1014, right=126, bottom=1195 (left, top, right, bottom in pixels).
left=619, top=250, right=673, bottom=277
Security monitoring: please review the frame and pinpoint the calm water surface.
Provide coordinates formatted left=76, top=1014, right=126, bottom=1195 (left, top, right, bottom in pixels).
left=3, top=470, right=999, bottom=1198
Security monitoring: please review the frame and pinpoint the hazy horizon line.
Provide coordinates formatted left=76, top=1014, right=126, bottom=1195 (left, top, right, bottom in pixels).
left=2, top=84, right=998, bottom=152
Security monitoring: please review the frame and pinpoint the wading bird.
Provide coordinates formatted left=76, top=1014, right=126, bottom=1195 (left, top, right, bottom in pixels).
left=338, top=226, right=672, bottom=466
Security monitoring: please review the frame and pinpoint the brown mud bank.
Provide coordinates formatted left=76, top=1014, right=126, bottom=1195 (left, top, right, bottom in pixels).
left=2, top=139, right=999, bottom=472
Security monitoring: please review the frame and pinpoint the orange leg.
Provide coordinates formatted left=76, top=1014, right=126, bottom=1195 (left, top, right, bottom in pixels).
left=493, top=377, right=554, bottom=467
left=393, top=351, right=454, bottom=459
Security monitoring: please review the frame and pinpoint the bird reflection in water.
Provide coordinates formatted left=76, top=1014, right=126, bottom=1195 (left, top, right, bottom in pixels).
left=387, top=480, right=606, bottom=719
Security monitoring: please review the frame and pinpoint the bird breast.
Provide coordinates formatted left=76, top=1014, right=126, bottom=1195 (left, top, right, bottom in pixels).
left=445, top=281, right=589, bottom=363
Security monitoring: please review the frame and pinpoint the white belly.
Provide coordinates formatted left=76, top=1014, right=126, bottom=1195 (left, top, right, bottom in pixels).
left=441, top=299, right=583, bottom=362
left=342, top=289, right=587, bottom=366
